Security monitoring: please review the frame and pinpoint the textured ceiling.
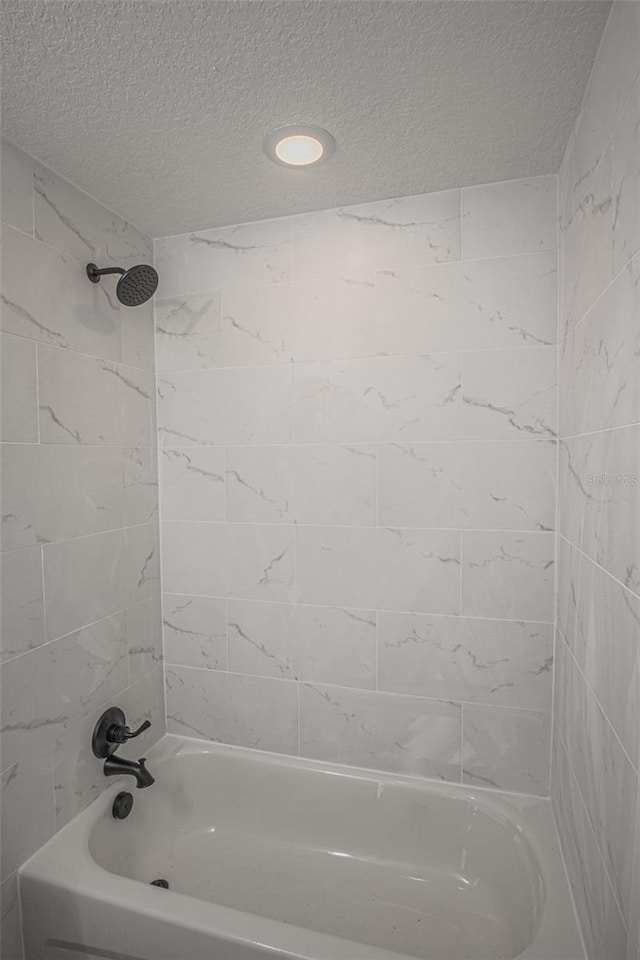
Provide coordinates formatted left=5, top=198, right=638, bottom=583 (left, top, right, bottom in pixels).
left=1, top=0, right=610, bottom=237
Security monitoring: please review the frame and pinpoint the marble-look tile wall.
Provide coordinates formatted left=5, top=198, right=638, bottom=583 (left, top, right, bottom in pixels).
left=551, top=4, right=640, bottom=959
left=0, top=139, right=164, bottom=956
left=157, top=173, right=558, bottom=799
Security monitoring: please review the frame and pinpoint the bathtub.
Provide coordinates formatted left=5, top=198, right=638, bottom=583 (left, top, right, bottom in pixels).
left=19, top=735, right=583, bottom=960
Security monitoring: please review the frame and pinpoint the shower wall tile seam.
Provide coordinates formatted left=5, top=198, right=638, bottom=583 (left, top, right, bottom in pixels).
left=160, top=590, right=553, bottom=626
left=154, top=345, right=560, bottom=376
left=557, top=626, right=638, bottom=775
left=557, top=533, right=640, bottom=604
left=0, top=313, right=156, bottom=376
left=560, top=420, right=640, bottom=442
left=162, top=660, right=553, bottom=714
left=158, top=520, right=556, bottom=534
left=561, top=245, right=640, bottom=338
left=0, top=518, right=162, bottom=555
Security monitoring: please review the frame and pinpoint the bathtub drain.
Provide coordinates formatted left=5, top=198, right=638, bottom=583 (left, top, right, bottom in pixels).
left=151, top=878, right=169, bottom=889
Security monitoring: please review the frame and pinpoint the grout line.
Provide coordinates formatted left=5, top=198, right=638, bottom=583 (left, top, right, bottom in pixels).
left=296, top=681, right=301, bottom=758
left=1, top=518, right=160, bottom=555
left=558, top=626, right=638, bottom=776
left=163, top=663, right=552, bottom=715
left=559, top=420, right=640, bottom=442
left=147, top=340, right=560, bottom=377
left=549, top=214, right=561, bottom=796
left=149, top=591, right=555, bottom=627
left=460, top=702, right=465, bottom=786
left=3, top=325, right=156, bottom=377
left=557, top=532, right=640, bottom=603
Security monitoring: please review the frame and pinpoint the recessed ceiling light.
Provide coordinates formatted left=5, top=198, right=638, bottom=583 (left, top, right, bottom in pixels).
left=264, top=125, right=335, bottom=168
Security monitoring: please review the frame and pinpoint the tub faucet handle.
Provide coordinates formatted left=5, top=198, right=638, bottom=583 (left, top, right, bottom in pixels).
left=92, top=707, right=151, bottom=759
left=110, top=719, right=151, bottom=744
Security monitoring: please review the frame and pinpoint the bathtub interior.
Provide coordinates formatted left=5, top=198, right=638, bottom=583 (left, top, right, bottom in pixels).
left=85, top=740, right=547, bottom=960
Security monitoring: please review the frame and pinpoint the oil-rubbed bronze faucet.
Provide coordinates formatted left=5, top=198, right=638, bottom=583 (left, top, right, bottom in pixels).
left=92, top=707, right=155, bottom=789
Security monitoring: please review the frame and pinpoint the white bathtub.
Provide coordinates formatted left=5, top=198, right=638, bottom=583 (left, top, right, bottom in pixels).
left=20, top=735, right=583, bottom=960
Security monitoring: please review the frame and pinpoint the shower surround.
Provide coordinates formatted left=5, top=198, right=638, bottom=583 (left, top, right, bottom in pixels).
left=156, top=174, right=559, bottom=797
left=551, top=4, right=640, bottom=959
left=0, top=140, right=164, bottom=953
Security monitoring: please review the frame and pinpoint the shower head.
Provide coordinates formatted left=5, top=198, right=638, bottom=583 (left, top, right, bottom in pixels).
left=86, top=262, right=159, bottom=306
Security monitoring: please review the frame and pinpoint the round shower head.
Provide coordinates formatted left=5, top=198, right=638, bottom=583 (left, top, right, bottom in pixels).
left=86, top=262, right=159, bottom=306
left=116, top=264, right=159, bottom=306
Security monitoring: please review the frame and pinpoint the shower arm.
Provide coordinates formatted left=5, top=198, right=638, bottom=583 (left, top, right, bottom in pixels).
left=86, top=263, right=126, bottom=283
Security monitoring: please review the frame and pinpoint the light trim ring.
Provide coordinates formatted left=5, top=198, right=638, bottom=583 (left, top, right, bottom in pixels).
left=264, top=124, right=335, bottom=168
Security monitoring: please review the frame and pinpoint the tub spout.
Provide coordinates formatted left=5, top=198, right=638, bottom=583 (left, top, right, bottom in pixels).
left=103, top=755, right=155, bottom=789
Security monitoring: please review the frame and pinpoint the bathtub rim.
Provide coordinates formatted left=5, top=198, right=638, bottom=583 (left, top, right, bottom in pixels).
left=18, top=733, right=585, bottom=960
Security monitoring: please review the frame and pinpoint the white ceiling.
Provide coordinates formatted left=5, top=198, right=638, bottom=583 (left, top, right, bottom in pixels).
left=1, top=1, right=610, bottom=237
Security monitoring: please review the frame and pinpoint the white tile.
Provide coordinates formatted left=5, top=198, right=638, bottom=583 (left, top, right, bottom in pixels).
left=375, top=253, right=557, bottom=356
left=38, top=344, right=154, bottom=445
left=163, top=594, right=227, bottom=669
left=561, top=145, right=615, bottom=329
left=0, top=873, right=24, bottom=960
left=43, top=528, right=128, bottom=641
left=462, top=346, right=557, bottom=440
left=155, top=293, right=223, bottom=372
left=552, top=738, right=629, bottom=960
left=555, top=536, right=580, bottom=650
left=294, top=354, right=462, bottom=443
left=559, top=426, right=639, bottom=595
left=125, top=521, right=161, bottom=605
left=34, top=161, right=151, bottom=264
left=1, top=443, right=124, bottom=550
left=0, top=547, right=45, bottom=662
left=293, top=190, right=461, bottom=281
left=225, top=445, right=294, bottom=523
left=123, top=446, right=159, bottom=525
left=462, top=704, right=550, bottom=795
left=226, top=443, right=376, bottom=526
left=158, top=365, right=293, bottom=446
left=0, top=751, right=55, bottom=882
left=291, top=444, right=376, bottom=526
left=222, top=276, right=376, bottom=365
left=296, top=526, right=460, bottom=614
left=299, top=683, right=462, bottom=781
left=378, top=613, right=553, bottom=710
left=155, top=218, right=292, bottom=297
left=227, top=599, right=376, bottom=688
left=0, top=612, right=128, bottom=769
left=378, top=440, right=555, bottom=531
left=573, top=555, right=640, bottom=766
left=1, top=138, right=33, bottom=234
left=561, top=646, right=637, bottom=924
left=1, top=224, right=121, bottom=359
left=126, top=595, right=163, bottom=682
left=161, top=522, right=295, bottom=602
left=461, top=177, right=557, bottom=260
left=567, top=0, right=640, bottom=223
left=43, top=523, right=159, bottom=641
left=161, top=447, right=225, bottom=521
left=462, top=531, right=555, bottom=621
left=561, top=252, right=640, bottom=436
left=52, top=666, right=165, bottom=830
left=612, top=75, right=640, bottom=274
left=0, top=332, right=37, bottom=442
left=120, top=298, right=155, bottom=371
left=166, top=665, right=298, bottom=755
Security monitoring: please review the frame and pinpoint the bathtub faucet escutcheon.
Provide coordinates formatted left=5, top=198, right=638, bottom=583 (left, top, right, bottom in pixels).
left=92, top=706, right=155, bottom=789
